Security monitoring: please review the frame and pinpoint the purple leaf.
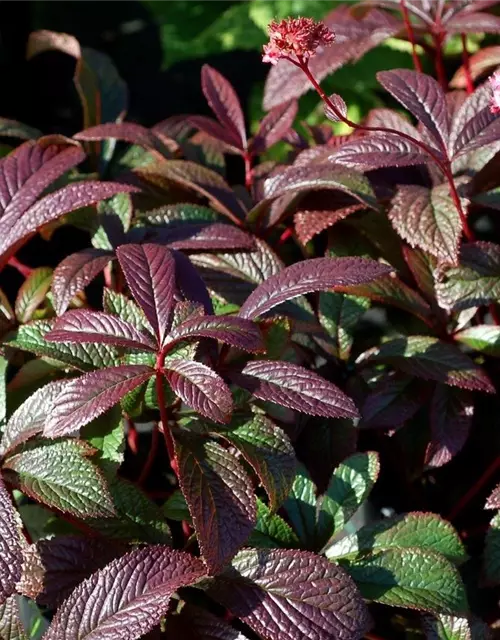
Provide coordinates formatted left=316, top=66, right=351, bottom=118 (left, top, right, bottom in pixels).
left=251, top=101, right=298, bottom=154
left=44, top=364, right=153, bottom=438
left=0, top=380, right=67, bottom=456
left=15, top=266, right=53, bottom=323
left=451, top=45, right=500, bottom=89
left=446, top=11, right=500, bottom=34
left=165, top=604, right=247, bottom=640
left=202, top=65, right=247, bottom=151
left=357, top=335, right=494, bottom=392
left=165, top=315, right=264, bottom=353
left=236, top=360, right=359, bottom=419
left=360, top=373, right=424, bottom=429
left=163, top=359, right=232, bottom=424
left=186, top=115, right=243, bottom=152
left=209, top=548, right=371, bottom=640
left=0, top=477, right=23, bottom=604
left=377, top=70, right=449, bottom=152
left=19, top=536, right=125, bottom=608
left=239, top=257, right=391, bottom=320
left=46, top=309, right=157, bottom=351
left=486, top=483, right=500, bottom=509
left=172, top=250, right=213, bottom=315
left=52, top=249, right=114, bottom=315
left=74, top=122, right=174, bottom=155
left=365, top=108, right=421, bottom=136
left=294, top=204, right=365, bottom=245
left=44, top=546, right=206, bottom=640
left=425, top=385, right=474, bottom=468
left=324, top=93, right=348, bottom=122
left=175, top=435, right=256, bottom=574
left=155, top=222, right=255, bottom=251
left=0, top=181, right=137, bottom=265
left=116, top=243, right=176, bottom=345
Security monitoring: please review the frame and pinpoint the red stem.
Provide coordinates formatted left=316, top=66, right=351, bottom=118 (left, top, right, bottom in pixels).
left=155, top=353, right=178, bottom=477
left=448, top=456, right=500, bottom=521
left=7, top=256, right=33, bottom=278
left=400, top=0, right=422, bottom=73
left=138, top=423, right=159, bottom=486
left=244, top=151, right=253, bottom=190
left=460, top=33, right=474, bottom=95
left=126, top=417, right=138, bottom=455
left=433, top=32, right=447, bottom=91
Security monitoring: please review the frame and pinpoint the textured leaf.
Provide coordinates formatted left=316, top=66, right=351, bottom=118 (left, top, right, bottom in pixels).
left=102, top=288, right=149, bottom=330
left=46, top=309, right=157, bottom=351
left=0, top=379, right=67, bottom=455
left=251, top=101, right=297, bottom=154
left=164, top=359, right=232, bottom=424
left=447, top=11, right=500, bottom=34
left=343, top=547, right=467, bottom=614
left=326, top=512, right=466, bottom=564
left=0, top=594, right=28, bottom=640
left=165, top=315, right=263, bottom=353
left=209, top=548, right=371, bottom=640
left=116, top=243, right=175, bottom=346
left=202, top=65, right=247, bottom=151
left=220, top=414, right=296, bottom=510
left=425, top=386, right=474, bottom=468
left=44, top=364, right=153, bottom=438
left=455, top=325, right=500, bottom=356
left=166, top=604, right=247, bottom=640
left=3, top=319, right=118, bottom=371
left=52, top=249, right=114, bottom=315
left=237, top=360, right=358, bottom=419
left=0, top=477, right=23, bottom=604
left=422, top=614, right=490, bottom=640
left=357, top=336, right=494, bottom=392
left=239, top=257, right=390, bottom=320
left=294, top=204, right=365, bottom=245
left=74, top=123, right=171, bottom=156
left=283, top=465, right=317, bottom=548
left=360, top=373, right=423, bottom=429
left=93, top=193, right=133, bottom=250
left=388, top=183, right=466, bottom=265
left=155, top=222, right=254, bottom=252
left=377, top=70, right=449, bottom=152
left=14, top=267, right=52, bottom=323
left=0, top=357, right=6, bottom=427
left=436, top=242, right=500, bottom=311
left=45, top=546, right=206, bottom=640
left=249, top=498, right=299, bottom=549
left=176, top=435, right=256, bottom=574
left=4, top=440, right=115, bottom=518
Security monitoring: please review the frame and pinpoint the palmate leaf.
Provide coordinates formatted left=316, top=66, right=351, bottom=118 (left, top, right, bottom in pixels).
left=116, top=243, right=175, bottom=346
left=208, top=548, right=371, bottom=640
left=52, top=249, right=114, bottom=316
left=175, top=435, right=256, bottom=575
left=220, top=413, right=296, bottom=511
left=357, top=335, right=494, bottom=392
left=236, top=360, right=358, bottom=419
left=165, top=315, right=264, bottom=353
left=0, top=477, right=24, bottom=604
left=164, top=359, right=232, bottom=424
left=239, top=257, right=390, bottom=320
left=44, top=364, right=153, bottom=438
left=14, top=267, right=52, bottom=323
left=3, top=440, right=115, bottom=519
left=46, top=309, right=157, bottom=351
left=251, top=100, right=298, bottom=154
left=44, top=546, right=206, bottom=640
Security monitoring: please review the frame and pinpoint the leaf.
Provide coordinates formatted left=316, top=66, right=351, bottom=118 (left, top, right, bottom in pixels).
left=46, top=309, right=157, bottom=351
left=44, top=546, right=206, bottom=640
left=425, top=386, right=474, bottom=468
left=0, top=594, right=28, bottom=640
left=93, top=193, right=133, bottom=250
left=388, top=183, right=466, bottom=265
left=52, top=249, right=114, bottom=315
left=326, top=512, right=466, bottom=564
left=0, top=356, right=7, bottom=427
left=4, top=439, right=115, bottom=518
left=164, top=359, right=232, bottom=424
left=239, top=257, right=390, bottom=320
left=74, top=123, right=170, bottom=155
left=155, top=222, right=255, bottom=252
left=446, top=11, right=500, bottom=34
left=422, top=614, right=490, bottom=640
left=116, top=243, right=175, bottom=346
left=360, top=373, right=424, bottom=429
left=251, top=100, right=297, bottom=154
left=175, top=435, right=256, bottom=574
left=220, top=414, right=296, bottom=510
left=0, top=477, right=24, bottom=604
left=0, top=118, right=41, bottom=141
left=357, top=335, right=494, bottom=392
left=166, top=604, right=247, bottom=640
left=14, top=267, right=52, bottom=323
left=202, top=65, right=247, bottom=151
left=237, top=360, right=358, bottom=419
left=294, top=204, right=365, bottom=246
left=343, top=547, right=468, bottom=614
left=0, top=379, right=67, bottom=456
left=455, top=325, right=500, bottom=356
left=208, top=548, right=371, bottom=640
left=165, top=315, right=263, bottom=353
left=451, top=45, right=500, bottom=89
left=377, top=70, right=449, bottom=152
left=102, top=288, right=149, bottom=330
left=436, top=242, right=500, bottom=311
left=3, top=319, right=118, bottom=371
left=44, top=365, right=153, bottom=438
left=249, top=498, right=299, bottom=549
left=283, top=465, right=318, bottom=548
left=484, top=512, right=500, bottom=584
left=81, top=405, right=125, bottom=467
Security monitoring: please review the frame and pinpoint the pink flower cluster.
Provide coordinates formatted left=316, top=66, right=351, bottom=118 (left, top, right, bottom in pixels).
left=262, top=17, right=335, bottom=66
left=490, top=71, right=500, bottom=114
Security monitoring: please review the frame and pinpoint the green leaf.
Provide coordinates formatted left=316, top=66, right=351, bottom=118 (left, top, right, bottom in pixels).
left=138, top=203, right=221, bottom=226
left=343, top=547, right=468, bottom=614
left=249, top=498, right=299, bottom=549
left=163, top=489, right=191, bottom=523
left=326, top=512, right=466, bottom=565
left=422, top=613, right=492, bottom=639
left=484, top=511, right=500, bottom=585
left=80, top=405, right=125, bottom=467
left=0, top=595, right=29, bottom=640
left=14, top=267, right=53, bottom=323
left=0, top=355, right=8, bottom=426
left=102, top=288, right=150, bottom=330
left=454, top=325, right=500, bottom=356
left=283, top=464, right=317, bottom=549
left=4, top=320, right=119, bottom=371
left=219, top=413, right=296, bottom=510
left=318, top=452, right=380, bottom=546
left=93, top=193, right=133, bottom=250
left=259, top=316, right=291, bottom=360
left=318, top=292, right=369, bottom=360
left=3, top=440, right=115, bottom=519
left=357, top=335, right=494, bottom=392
